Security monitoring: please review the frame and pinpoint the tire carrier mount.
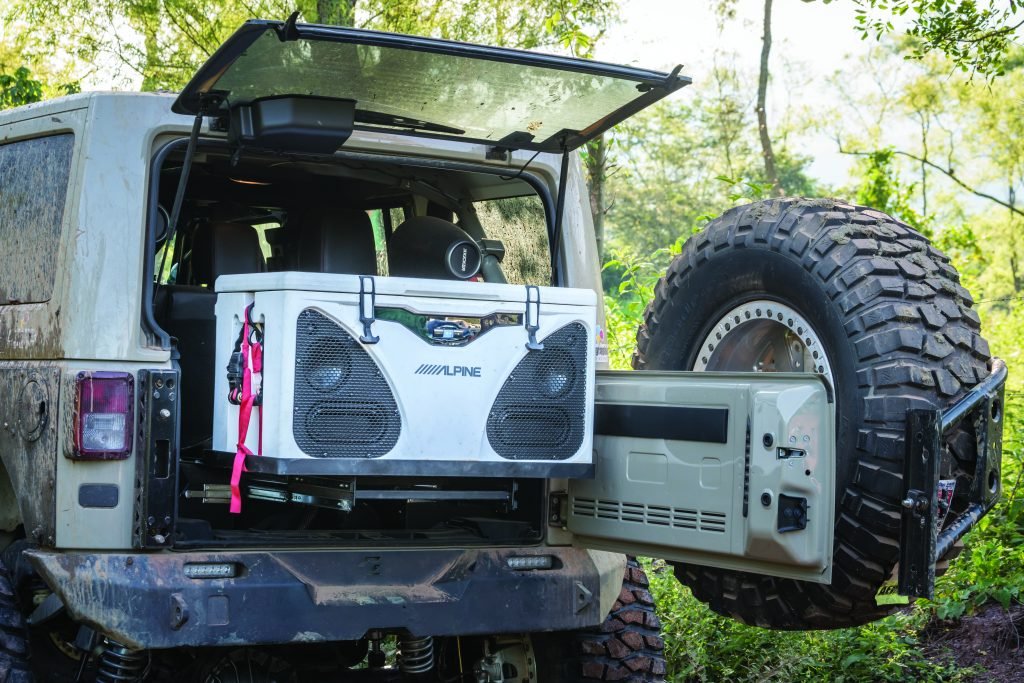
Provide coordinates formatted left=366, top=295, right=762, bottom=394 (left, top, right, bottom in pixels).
left=899, top=358, right=1007, bottom=599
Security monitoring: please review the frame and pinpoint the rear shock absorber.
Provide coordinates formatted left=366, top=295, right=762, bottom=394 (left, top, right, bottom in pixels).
left=95, top=638, right=148, bottom=682
left=397, top=634, right=435, bottom=675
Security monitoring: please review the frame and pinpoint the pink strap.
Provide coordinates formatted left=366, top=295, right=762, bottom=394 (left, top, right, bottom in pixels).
left=230, top=313, right=262, bottom=514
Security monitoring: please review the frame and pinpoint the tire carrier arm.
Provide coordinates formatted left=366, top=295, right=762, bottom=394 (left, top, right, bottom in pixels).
left=899, top=358, right=1008, bottom=599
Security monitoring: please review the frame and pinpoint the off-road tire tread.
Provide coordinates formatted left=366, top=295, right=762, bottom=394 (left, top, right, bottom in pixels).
left=560, top=558, right=666, bottom=681
left=633, top=198, right=990, bottom=630
left=0, top=557, right=32, bottom=683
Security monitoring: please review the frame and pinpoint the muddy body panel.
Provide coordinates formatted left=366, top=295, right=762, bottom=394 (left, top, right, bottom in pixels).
left=0, top=364, right=60, bottom=543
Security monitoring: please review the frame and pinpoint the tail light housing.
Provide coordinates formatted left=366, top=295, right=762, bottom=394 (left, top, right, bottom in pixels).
left=73, top=372, right=134, bottom=460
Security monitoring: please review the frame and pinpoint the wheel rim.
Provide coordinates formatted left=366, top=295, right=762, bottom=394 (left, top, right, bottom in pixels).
left=692, top=300, right=835, bottom=385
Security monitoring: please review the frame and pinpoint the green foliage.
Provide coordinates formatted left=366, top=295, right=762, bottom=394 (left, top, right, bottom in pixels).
left=933, top=224, right=986, bottom=293
left=0, top=66, right=42, bottom=109
left=851, top=0, right=1024, bottom=77
left=602, top=244, right=679, bottom=368
left=854, top=148, right=932, bottom=235
left=602, top=64, right=819, bottom=261
left=644, top=558, right=973, bottom=682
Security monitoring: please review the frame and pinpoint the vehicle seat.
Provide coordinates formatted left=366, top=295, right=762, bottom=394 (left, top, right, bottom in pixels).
left=295, top=207, right=378, bottom=275
left=156, top=222, right=265, bottom=451
left=191, top=221, right=266, bottom=286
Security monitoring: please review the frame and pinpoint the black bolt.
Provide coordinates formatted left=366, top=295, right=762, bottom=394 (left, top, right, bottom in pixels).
left=762, top=433, right=774, bottom=448
left=760, top=492, right=772, bottom=507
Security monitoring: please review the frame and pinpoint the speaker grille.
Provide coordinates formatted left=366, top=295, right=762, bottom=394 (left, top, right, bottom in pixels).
left=486, top=322, right=587, bottom=460
left=293, top=309, right=400, bottom=458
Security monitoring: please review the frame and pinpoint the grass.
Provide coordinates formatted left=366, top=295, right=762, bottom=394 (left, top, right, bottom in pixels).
left=645, top=555, right=974, bottom=681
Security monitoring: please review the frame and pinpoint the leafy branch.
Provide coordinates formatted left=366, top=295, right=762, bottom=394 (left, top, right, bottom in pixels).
left=837, top=141, right=1024, bottom=218
left=850, top=0, right=1024, bottom=77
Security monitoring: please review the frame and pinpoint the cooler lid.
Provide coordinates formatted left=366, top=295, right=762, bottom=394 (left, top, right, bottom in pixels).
left=215, top=272, right=597, bottom=307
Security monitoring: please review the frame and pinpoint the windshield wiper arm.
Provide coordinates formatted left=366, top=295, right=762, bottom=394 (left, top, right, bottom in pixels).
left=354, top=109, right=466, bottom=135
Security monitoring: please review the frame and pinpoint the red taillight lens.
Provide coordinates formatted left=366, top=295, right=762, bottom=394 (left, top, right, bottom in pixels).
left=73, top=372, right=134, bottom=460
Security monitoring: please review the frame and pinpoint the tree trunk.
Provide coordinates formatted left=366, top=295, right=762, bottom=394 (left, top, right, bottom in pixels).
left=316, top=0, right=357, bottom=26
left=585, top=135, right=608, bottom=258
left=920, top=121, right=928, bottom=217
left=1011, top=185, right=1023, bottom=293
left=756, top=0, right=783, bottom=197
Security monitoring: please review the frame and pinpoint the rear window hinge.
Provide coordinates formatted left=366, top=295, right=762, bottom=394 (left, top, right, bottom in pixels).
left=486, top=146, right=509, bottom=161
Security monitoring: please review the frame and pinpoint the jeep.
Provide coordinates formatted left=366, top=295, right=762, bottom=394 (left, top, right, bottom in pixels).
left=0, top=15, right=1006, bottom=682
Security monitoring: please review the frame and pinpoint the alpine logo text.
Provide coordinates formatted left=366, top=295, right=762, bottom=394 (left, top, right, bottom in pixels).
left=415, top=363, right=482, bottom=377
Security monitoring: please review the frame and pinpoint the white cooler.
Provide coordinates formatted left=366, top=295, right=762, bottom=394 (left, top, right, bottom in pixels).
left=212, top=272, right=597, bottom=478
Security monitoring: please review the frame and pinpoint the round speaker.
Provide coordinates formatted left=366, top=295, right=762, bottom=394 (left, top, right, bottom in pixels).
left=302, top=335, right=352, bottom=391
left=445, top=239, right=483, bottom=279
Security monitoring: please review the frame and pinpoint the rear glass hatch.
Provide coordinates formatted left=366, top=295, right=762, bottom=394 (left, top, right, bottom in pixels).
left=172, top=17, right=690, bottom=152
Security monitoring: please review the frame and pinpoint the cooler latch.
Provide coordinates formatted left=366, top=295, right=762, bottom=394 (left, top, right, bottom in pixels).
left=359, top=276, right=380, bottom=344
left=525, top=285, right=543, bottom=351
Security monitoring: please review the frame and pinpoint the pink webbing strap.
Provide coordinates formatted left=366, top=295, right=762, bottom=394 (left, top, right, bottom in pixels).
left=230, top=312, right=262, bottom=514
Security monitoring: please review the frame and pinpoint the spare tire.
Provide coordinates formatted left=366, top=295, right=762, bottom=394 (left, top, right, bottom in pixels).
left=634, top=198, right=991, bottom=629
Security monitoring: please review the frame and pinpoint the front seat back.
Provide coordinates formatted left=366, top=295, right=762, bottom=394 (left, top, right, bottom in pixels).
left=295, top=207, right=378, bottom=275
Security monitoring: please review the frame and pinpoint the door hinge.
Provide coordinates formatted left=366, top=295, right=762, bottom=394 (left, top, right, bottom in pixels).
left=548, top=490, right=567, bottom=527
left=135, top=369, right=180, bottom=549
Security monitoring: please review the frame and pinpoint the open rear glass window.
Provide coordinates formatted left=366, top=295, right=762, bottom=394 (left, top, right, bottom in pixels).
left=174, top=20, right=689, bottom=152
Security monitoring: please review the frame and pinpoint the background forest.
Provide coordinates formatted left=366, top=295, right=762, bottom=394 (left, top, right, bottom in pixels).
left=1, top=0, right=1022, bottom=679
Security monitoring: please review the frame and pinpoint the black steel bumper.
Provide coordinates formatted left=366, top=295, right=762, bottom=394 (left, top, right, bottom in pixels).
left=26, top=546, right=621, bottom=650
left=898, top=358, right=1008, bottom=599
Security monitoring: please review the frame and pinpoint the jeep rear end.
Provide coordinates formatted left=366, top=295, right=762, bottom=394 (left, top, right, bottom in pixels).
left=0, top=16, right=1006, bottom=683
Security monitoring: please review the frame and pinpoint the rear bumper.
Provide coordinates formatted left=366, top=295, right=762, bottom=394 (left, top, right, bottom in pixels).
left=27, top=546, right=624, bottom=650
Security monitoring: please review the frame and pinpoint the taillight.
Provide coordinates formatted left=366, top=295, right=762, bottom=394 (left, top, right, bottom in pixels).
left=73, top=372, right=134, bottom=460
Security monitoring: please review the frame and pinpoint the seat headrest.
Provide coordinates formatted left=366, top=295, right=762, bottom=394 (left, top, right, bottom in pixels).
left=190, top=222, right=265, bottom=286
left=295, top=207, right=378, bottom=275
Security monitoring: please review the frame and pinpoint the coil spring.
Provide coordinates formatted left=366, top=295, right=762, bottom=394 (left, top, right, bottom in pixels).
left=397, top=635, right=434, bottom=675
left=95, top=639, right=148, bottom=683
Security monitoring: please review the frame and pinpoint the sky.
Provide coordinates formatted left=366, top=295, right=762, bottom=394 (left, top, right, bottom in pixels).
left=594, top=0, right=874, bottom=188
